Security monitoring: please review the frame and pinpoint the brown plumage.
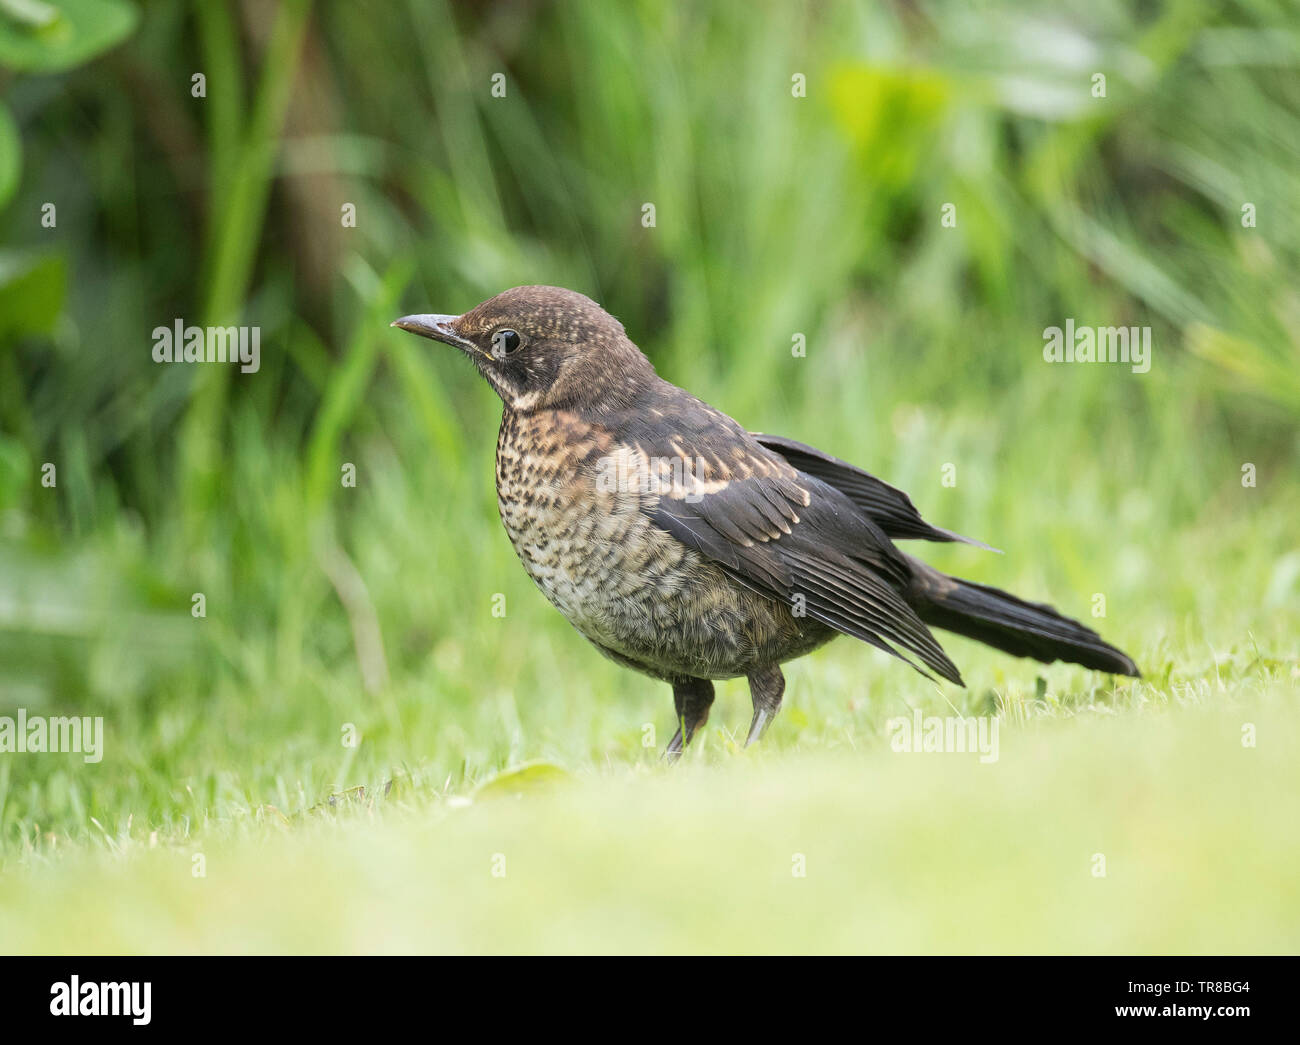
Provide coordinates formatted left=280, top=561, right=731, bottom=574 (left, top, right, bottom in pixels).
left=393, top=286, right=1139, bottom=755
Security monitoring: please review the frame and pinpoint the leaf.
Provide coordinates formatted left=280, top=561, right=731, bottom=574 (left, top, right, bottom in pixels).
left=0, top=0, right=137, bottom=73
left=828, top=64, right=950, bottom=190
left=0, top=102, right=19, bottom=209
left=0, top=433, right=31, bottom=509
left=472, top=762, right=573, bottom=802
left=0, top=249, right=65, bottom=337
left=0, top=0, right=59, bottom=31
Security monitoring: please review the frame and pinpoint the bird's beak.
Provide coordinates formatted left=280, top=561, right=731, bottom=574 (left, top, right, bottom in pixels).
left=390, top=313, right=477, bottom=354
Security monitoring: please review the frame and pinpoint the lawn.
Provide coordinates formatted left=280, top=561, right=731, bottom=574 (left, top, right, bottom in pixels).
left=0, top=0, right=1297, bottom=954
left=2, top=673, right=1296, bottom=953
left=1, top=377, right=1295, bottom=951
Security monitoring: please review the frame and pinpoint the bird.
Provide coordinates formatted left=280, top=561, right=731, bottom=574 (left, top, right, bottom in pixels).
left=392, top=286, right=1139, bottom=757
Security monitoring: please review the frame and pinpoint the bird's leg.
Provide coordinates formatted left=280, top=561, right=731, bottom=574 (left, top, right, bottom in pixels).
left=663, top=677, right=715, bottom=761
left=745, top=665, right=786, bottom=747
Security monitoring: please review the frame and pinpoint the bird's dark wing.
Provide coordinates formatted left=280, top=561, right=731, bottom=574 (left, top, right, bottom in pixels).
left=614, top=396, right=962, bottom=684
left=752, top=433, right=998, bottom=551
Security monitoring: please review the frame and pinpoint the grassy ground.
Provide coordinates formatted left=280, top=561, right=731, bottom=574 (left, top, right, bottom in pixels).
left=2, top=684, right=1296, bottom=954
left=0, top=401, right=1295, bottom=952
left=1, top=1, right=1297, bottom=953
left=2, top=286, right=1297, bottom=952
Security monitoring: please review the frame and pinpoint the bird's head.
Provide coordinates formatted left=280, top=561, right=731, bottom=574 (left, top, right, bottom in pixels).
left=392, top=285, right=654, bottom=413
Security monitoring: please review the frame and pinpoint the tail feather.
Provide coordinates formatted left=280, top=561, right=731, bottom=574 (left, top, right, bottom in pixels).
left=908, top=559, right=1139, bottom=677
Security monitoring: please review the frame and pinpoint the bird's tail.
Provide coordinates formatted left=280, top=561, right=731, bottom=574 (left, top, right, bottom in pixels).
left=907, top=558, right=1139, bottom=676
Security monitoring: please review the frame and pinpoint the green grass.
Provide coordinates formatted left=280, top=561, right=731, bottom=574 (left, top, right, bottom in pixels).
left=0, top=0, right=1297, bottom=953
left=0, top=430, right=1294, bottom=951
left=3, top=686, right=1296, bottom=954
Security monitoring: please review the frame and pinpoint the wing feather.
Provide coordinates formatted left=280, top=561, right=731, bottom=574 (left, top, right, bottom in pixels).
left=638, top=444, right=962, bottom=684
left=753, top=433, right=999, bottom=551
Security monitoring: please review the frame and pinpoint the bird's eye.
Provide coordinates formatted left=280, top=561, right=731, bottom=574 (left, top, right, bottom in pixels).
left=492, top=328, right=523, bottom=357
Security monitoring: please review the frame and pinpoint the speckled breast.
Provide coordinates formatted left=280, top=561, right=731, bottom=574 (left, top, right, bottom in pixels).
left=493, top=408, right=833, bottom=681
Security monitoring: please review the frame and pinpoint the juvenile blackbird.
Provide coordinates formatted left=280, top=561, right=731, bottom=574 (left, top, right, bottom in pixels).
left=393, top=286, right=1138, bottom=756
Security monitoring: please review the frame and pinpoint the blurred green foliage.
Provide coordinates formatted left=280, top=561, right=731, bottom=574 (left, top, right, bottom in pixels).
left=0, top=0, right=1296, bottom=872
